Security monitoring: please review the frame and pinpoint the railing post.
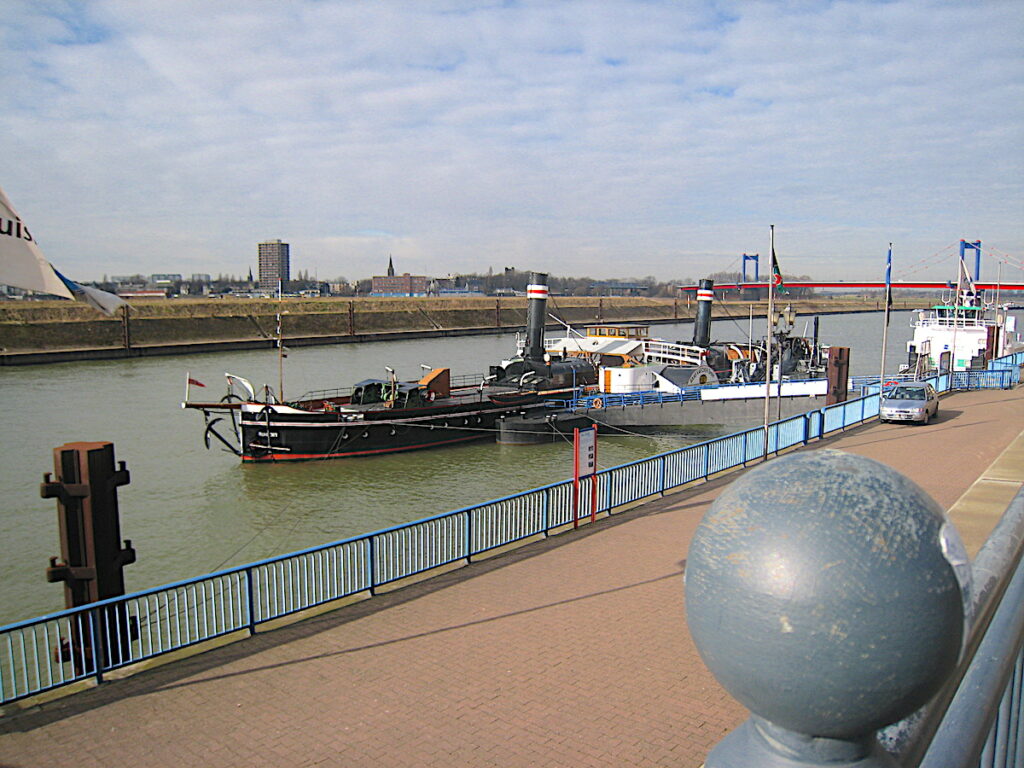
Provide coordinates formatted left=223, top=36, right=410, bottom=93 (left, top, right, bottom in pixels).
left=802, top=412, right=810, bottom=445
left=660, top=455, right=666, bottom=496
left=686, top=450, right=965, bottom=767
left=245, top=566, right=257, bottom=635
left=542, top=487, right=550, bottom=534
left=88, top=608, right=104, bottom=684
left=368, top=537, right=377, bottom=595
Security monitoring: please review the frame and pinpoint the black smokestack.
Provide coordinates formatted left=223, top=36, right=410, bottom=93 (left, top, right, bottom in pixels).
left=524, top=272, right=549, bottom=362
left=693, top=278, right=714, bottom=347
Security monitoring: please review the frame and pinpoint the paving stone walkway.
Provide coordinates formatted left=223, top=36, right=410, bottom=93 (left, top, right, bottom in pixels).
left=1, top=387, right=1022, bottom=768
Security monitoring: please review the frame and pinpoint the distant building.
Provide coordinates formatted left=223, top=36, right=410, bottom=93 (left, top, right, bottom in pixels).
left=117, top=289, right=168, bottom=299
left=591, top=282, right=648, bottom=297
left=191, top=274, right=211, bottom=283
left=258, top=239, right=290, bottom=291
left=371, top=273, right=430, bottom=296
left=370, top=257, right=429, bottom=296
left=111, top=274, right=147, bottom=287
left=431, top=277, right=485, bottom=296
left=151, top=273, right=182, bottom=285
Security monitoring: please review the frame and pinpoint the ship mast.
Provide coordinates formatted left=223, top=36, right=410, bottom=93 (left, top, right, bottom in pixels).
left=277, top=279, right=285, bottom=401
left=762, top=225, right=775, bottom=458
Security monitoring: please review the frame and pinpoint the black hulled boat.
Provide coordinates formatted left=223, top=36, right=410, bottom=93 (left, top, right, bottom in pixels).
left=184, top=272, right=596, bottom=462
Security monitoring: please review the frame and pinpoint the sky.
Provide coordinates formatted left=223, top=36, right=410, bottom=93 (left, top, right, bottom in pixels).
left=2, top=0, right=1023, bottom=284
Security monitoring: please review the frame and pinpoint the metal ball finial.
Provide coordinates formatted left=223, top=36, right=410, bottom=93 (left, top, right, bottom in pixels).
left=686, top=449, right=965, bottom=766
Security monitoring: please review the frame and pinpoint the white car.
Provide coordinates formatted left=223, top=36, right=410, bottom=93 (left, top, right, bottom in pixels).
left=879, top=382, right=940, bottom=424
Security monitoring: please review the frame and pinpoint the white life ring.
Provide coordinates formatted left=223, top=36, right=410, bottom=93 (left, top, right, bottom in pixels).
left=592, top=397, right=604, bottom=409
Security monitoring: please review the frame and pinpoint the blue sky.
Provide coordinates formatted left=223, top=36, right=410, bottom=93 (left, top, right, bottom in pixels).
left=2, top=0, right=1022, bottom=283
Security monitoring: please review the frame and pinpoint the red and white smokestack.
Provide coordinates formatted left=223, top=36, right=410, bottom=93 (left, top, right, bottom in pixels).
left=693, top=278, right=714, bottom=347
left=524, top=272, right=549, bottom=362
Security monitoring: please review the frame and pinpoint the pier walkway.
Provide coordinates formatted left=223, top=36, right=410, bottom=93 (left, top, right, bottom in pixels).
left=2, top=387, right=1023, bottom=767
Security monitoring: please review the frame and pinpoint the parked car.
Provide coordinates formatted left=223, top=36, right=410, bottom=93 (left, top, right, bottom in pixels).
left=879, top=382, right=939, bottom=424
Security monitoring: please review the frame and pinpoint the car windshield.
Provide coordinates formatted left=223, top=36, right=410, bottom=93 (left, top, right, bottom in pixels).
left=890, top=387, right=926, bottom=400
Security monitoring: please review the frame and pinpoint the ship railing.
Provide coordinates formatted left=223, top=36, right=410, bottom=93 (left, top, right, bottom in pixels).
left=912, top=316, right=998, bottom=329
left=849, top=373, right=920, bottom=393
left=552, top=377, right=830, bottom=411
left=294, top=373, right=487, bottom=403
left=642, top=340, right=706, bottom=367
left=0, top=359, right=1020, bottom=706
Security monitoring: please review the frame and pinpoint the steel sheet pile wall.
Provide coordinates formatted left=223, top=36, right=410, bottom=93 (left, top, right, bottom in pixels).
left=1, top=359, right=1020, bottom=706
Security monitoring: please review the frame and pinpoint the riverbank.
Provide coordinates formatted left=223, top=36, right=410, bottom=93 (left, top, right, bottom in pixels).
left=0, top=294, right=928, bottom=366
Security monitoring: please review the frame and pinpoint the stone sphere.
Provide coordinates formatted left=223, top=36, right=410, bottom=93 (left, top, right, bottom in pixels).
left=685, top=449, right=964, bottom=739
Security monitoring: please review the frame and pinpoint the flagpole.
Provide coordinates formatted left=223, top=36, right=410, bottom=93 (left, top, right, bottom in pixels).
left=763, top=224, right=775, bottom=459
left=277, top=279, right=284, bottom=401
left=878, top=243, right=892, bottom=394
left=949, top=255, right=965, bottom=374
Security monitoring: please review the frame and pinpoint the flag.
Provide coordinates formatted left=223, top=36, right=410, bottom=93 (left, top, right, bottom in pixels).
left=188, top=377, right=205, bottom=388
left=53, top=267, right=127, bottom=316
left=770, top=247, right=787, bottom=294
left=884, top=244, right=893, bottom=326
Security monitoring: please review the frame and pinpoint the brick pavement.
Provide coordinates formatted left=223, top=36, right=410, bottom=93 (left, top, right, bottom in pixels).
left=1, top=387, right=1022, bottom=768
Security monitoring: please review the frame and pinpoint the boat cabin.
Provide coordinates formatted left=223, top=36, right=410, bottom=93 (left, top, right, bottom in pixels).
left=928, top=304, right=986, bottom=326
left=583, top=324, right=651, bottom=339
left=349, top=379, right=432, bottom=409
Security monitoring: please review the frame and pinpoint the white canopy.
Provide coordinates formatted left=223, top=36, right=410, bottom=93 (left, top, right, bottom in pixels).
left=1, top=185, right=125, bottom=315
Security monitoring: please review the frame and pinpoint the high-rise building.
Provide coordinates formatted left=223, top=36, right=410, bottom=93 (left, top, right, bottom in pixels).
left=258, top=239, right=290, bottom=292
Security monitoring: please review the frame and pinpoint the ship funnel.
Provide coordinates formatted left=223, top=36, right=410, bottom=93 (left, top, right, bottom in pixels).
left=693, top=278, right=714, bottom=347
left=524, top=272, right=549, bottom=362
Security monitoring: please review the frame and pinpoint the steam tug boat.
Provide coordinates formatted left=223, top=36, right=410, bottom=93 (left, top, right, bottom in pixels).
left=184, top=273, right=596, bottom=462
left=541, top=278, right=826, bottom=395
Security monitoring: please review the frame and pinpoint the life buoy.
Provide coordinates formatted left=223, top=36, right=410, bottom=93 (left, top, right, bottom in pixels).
left=428, top=390, right=436, bottom=402
left=592, top=397, right=604, bottom=409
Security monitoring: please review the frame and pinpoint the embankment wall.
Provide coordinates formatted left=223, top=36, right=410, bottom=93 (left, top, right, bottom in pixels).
left=0, top=295, right=926, bottom=365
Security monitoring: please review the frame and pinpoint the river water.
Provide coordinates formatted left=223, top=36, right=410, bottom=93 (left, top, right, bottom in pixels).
left=0, top=309, right=938, bottom=623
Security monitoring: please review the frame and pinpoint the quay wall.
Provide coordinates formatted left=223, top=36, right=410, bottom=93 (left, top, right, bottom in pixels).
left=0, top=295, right=928, bottom=366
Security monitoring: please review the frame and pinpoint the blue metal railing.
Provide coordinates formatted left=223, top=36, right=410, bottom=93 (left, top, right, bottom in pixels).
left=914, top=486, right=1024, bottom=768
left=1, top=359, right=1020, bottom=706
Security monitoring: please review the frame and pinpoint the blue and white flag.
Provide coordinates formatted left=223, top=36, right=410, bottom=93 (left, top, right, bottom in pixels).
left=884, top=244, right=893, bottom=326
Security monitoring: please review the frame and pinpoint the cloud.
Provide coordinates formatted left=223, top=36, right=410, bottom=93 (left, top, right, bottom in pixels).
left=1, top=0, right=1021, bottom=283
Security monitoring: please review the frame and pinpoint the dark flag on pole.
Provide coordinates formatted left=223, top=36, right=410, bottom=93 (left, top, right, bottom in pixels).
left=771, top=247, right=788, bottom=294
left=884, top=243, right=893, bottom=326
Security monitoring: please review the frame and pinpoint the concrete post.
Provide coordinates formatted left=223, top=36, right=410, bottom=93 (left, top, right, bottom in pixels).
left=685, top=449, right=966, bottom=767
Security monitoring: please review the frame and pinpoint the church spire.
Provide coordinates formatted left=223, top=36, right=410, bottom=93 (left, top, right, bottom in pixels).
left=387, top=255, right=395, bottom=277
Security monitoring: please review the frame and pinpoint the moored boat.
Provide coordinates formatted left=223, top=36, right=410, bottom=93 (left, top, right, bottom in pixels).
left=184, top=272, right=597, bottom=462
left=539, top=278, right=827, bottom=395
left=902, top=279, right=1024, bottom=376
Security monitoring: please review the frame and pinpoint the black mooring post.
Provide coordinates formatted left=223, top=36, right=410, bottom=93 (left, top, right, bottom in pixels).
left=41, top=441, right=136, bottom=673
